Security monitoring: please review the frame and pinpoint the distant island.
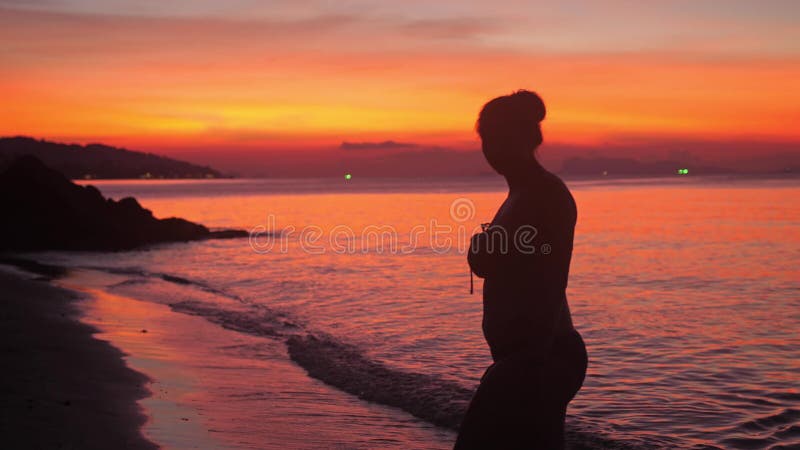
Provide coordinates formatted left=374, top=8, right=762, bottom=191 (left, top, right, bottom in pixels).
left=0, top=156, right=246, bottom=251
left=0, top=136, right=224, bottom=179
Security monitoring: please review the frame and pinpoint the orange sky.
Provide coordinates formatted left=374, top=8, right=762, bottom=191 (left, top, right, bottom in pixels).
left=1, top=1, right=799, bottom=173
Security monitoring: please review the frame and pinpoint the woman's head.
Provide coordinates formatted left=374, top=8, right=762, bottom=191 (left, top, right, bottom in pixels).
left=476, top=90, right=546, bottom=175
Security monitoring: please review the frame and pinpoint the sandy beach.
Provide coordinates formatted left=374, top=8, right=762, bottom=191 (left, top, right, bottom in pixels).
left=0, top=265, right=156, bottom=450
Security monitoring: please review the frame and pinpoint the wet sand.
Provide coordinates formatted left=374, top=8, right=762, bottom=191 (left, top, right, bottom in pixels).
left=0, top=266, right=156, bottom=450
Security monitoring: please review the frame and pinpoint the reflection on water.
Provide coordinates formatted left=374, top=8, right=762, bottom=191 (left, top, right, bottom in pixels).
left=53, top=176, right=800, bottom=449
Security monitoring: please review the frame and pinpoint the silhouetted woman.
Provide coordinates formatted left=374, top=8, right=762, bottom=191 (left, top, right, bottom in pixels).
left=455, top=91, right=587, bottom=449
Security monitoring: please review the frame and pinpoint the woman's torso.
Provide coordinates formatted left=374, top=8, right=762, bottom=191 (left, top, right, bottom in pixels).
left=482, top=172, right=578, bottom=361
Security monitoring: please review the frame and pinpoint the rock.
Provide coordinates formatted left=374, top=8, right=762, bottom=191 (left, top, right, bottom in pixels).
left=0, top=155, right=247, bottom=251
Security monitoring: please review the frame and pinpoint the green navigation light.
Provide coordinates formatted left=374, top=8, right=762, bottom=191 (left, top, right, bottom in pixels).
left=344, top=173, right=352, bottom=180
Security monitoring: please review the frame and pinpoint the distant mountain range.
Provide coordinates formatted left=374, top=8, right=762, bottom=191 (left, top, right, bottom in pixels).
left=0, top=136, right=223, bottom=179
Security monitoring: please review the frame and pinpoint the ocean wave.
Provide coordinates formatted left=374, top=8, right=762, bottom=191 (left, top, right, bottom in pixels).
left=84, top=264, right=644, bottom=449
left=85, top=264, right=250, bottom=304
left=287, top=333, right=472, bottom=429
left=721, top=408, right=800, bottom=449
left=735, top=408, right=800, bottom=431
left=170, top=300, right=295, bottom=336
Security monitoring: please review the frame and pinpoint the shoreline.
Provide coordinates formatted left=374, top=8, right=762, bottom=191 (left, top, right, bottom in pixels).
left=0, top=265, right=156, bottom=450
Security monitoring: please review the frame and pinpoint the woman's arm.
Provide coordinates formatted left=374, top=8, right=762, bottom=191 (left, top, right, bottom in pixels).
left=468, top=226, right=516, bottom=278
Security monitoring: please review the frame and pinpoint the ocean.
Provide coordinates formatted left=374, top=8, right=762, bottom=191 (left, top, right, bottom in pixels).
left=32, top=175, right=800, bottom=449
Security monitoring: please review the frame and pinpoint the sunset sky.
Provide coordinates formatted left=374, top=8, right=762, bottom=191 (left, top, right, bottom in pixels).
left=1, top=0, right=799, bottom=175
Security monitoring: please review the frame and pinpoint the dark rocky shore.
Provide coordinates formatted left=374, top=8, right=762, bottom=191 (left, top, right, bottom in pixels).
left=0, top=155, right=246, bottom=251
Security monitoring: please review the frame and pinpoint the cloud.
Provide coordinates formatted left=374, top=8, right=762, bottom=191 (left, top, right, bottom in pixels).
left=339, top=140, right=419, bottom=150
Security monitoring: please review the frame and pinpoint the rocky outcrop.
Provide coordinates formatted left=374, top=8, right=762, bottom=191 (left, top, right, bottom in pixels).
left=0, top=156, right=246, bottom=251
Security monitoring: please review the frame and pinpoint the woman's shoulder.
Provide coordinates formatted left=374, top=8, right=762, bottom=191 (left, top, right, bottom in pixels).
left=530, top=171, right=577, bottom=221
